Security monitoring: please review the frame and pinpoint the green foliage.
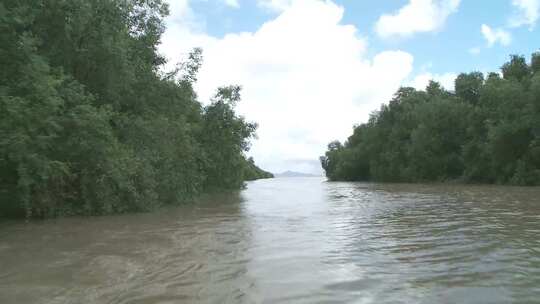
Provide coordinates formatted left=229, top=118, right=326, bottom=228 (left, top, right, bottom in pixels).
left=502, top=55, right=530, bottom=82
left=322, top=53, right=540, bottom=186
left=199, top=86, right=258, bottom=190
left=455, top=72, right=484, bottom=105
left=243, top=157, right=274, bottom=181
left=0, top=0, right=265, bottom=218
left=531, top=52, right=540, bottom=74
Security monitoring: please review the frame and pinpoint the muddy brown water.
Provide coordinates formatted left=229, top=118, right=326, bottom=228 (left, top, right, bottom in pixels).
left=1, top=177, right=540, bottom=303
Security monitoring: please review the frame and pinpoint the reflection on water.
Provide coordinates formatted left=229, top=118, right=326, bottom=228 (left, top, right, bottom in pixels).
left=1, top=178, right=540, bottom=303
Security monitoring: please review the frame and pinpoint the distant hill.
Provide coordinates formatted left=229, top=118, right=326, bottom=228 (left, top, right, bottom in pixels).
left=275, top=171, right=321, bottom=178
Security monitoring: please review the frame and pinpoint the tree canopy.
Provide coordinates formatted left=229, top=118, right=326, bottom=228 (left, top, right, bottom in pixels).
left=322, top=53, right=540, bottom=186
left=0, top=0, right=270, bottom=218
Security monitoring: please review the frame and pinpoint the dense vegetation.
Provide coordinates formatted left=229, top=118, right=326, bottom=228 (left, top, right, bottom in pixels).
left=243, top=157, right=274, bottom=181
left=0, top=0, right=270, bottom=219
left=322, top=53, right=540, bottom=185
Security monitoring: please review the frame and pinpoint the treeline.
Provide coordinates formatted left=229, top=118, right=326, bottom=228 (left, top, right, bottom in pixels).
left=243, top=157, right=274, bottom=181
left=0, top=0, right=269, bottom=218
left=322, top=53, right=540, bottom=185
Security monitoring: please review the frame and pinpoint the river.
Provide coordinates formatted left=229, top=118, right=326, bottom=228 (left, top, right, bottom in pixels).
left=1, top=177, right=540, bottom=303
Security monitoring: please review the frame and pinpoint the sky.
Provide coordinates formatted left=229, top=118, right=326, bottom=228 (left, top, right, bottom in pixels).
left=158, top=0, right=540, bottom=175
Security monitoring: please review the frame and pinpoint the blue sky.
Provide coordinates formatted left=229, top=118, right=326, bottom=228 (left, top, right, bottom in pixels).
left=184, top=0, right=539, bottom=75
left=160, top=0, right=540, bottom=174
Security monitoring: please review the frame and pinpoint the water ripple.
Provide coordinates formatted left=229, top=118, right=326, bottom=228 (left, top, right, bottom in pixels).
left=1, top=179, right=540, bottom=303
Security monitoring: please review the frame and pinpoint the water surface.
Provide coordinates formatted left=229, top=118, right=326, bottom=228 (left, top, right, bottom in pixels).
left=1, top=177, right=540, bottom=303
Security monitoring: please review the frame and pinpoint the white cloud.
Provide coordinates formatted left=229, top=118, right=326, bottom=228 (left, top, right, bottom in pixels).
left=161, top=0, right=414, bottom=174
left=481, top=24, right=511, bottom=47
left=375, top=0, right=461, bottom=38
left=167, top=0, right=190, bottom=20
left=509, top=0, right=540, bottom=29
left=165, top=0, right=204, bottom=32
left=409, top=72, right=457, bottom=91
